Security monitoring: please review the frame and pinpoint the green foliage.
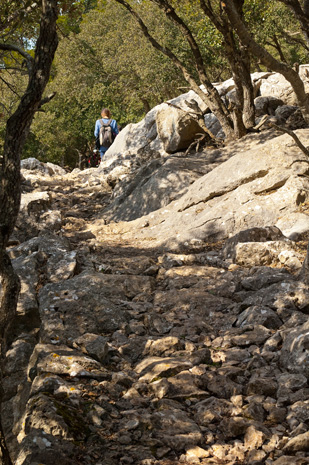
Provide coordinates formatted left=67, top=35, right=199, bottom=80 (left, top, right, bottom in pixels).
left=1, top=0, right=309, bottom=166
left=243, top=0, right=309, bottom=65
left=57, top=0, right=99, bottom=35
left=28, top=0, right=191, bottom=166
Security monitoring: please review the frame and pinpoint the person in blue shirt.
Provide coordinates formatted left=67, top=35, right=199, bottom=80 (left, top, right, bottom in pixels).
left=94, top=108, right=119, bottom=160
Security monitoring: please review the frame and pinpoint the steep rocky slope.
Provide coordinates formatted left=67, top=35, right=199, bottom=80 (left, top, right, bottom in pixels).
left=2, top=124, right=309, bottom=465
left=99, top=129, right=309, bottom=249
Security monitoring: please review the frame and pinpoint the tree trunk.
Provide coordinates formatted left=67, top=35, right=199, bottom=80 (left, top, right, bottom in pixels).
left=199, top=0, right=255, bottom=132
left=150, top=0, right=237, bottom=139
left=0, top=0, right=58, bottom=344
left=225, top=0, right=309, bottom=124
left=0, top=1, right=58, bottom=460
left=304, top=0, right=309, bottom=46
left=224, top=41, right=255, bottom=132
left=278, top=0, right=309, bottom=48
left=270, top=34, right=288, bottom=63
left=113, top=0, right=236, bottom=141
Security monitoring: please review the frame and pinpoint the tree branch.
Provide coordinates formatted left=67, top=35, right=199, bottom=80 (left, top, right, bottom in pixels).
left=271, top=123, right=309, bottom=157
left=257, top=115, right=309, bottom=157
left=277, top=0, right=309, bottom=47
left=0, top=43, right=34, bottom=74
left=0, top=1, right=39, bottom=34
left=0, top=75, right=22, bottom=99
left=38, top=92, right=57, bottom=108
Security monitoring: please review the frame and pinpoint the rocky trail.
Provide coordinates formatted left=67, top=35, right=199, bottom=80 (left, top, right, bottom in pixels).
left=2, top=149, right=309, bottom=465
left=4, top=69, right=309, bottom=465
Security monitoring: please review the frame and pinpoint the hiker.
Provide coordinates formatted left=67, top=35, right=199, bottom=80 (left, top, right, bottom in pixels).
left=94, top=108, right=119, bottom=161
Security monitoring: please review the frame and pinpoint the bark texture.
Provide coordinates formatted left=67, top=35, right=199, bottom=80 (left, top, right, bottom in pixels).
left=277, top=0, right=309, bottom=47
left=299, top=241, right=309, bottom=284
left=0, top=0, right=58, bottom=339
left=0, top=2, right=58, bottom=462
left=0, top=0, right=58, bottom=358
left=199, top=0, right=254, bottom=133
left=225, top=0, right=309, bottom=124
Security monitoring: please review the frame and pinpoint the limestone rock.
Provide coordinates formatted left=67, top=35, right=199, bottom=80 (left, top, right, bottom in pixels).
left=14, top=191, right=63, bottom=242
left=38, top=271, right=132, bottom=343
left=254, top=96, right=284, bottom=116
left=135, top=356, right=193, bottom=382
left=204, top=113, right=223, bottom=137
left=121, top=130, right=309, bottom=249
left=273, top=457, right=309, bottom=465
left=277, top=373, right=308, bottom=400
left=21, top=157, right=67, bottom=176
left=228, top=240, right=302, bottom=268
left=156, top=104, right=203, bottom=153
left=283, top=431, right=309, bottom=452
left=28, top=344, right=110, bottom=380
left=280, top=320, right=309, bottom=377
left=72, top=333, right=109, bottom=363
left=194, top=397, right=241, bottom=426
left=103, top=154, right=211, bottom=222
left=235, top=306, right=283, bottom=330
left=244, top=424, right=266, bottom=450
left=259, top=67, right=309, bottom=105
left=151, top=409, right=202, bottom=450
left=222, top=226, right=285, bottom=253
left=230, top=324, right=272, bottom=347
left=143, top=337, right=184, bottom=356
left=275, top=105, right=299, bottom=124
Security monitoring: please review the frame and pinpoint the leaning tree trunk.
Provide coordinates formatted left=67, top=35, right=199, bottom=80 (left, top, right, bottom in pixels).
left=277, top=0, right=309, bottom=49
left=225, top=0, right=309, bottom=124
left=199, top=0, right=255, bottom=135
left=224, top=38, right=254, bottom=136
left=0, top=2, right=58, bottom=461
left=0, top=0, right=58, bottom=349
left=113, top=0, right=236, bottom=141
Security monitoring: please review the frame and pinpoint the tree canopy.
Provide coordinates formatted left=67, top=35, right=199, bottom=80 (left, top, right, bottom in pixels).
left=1, top=0, right=309, bottom=166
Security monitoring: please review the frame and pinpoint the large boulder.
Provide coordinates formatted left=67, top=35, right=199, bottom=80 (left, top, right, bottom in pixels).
left=220, top=226, right=303, bottom=269
left=103, top=153, right=218, bottom=222
left=38, top=270, right=155, bottom=344
left=21, top=158, right=67, bottom=176
left=156, top=104, right=203, bottom=153
left=259, top=64, right=309, bottom=105
left=13, top=191, right=62, bottom=242
left=254, top=96, right=285, bottom=117
left=204, top=113, right=223, bottom=138
left=105, top=129, right=309, bottom=250
left=98, top=89, right=209, bottom=178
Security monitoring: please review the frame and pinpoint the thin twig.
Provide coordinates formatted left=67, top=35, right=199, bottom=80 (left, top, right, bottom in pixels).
left=257, top=115, right=309, bottom=157
left=38, top=92, right=57, bottom=108
left=271, top=123, right=309, bottom=157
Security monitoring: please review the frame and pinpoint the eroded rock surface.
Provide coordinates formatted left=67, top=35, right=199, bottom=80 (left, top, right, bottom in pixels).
left=2, top=102, right=309, bottom=464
